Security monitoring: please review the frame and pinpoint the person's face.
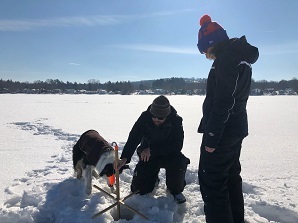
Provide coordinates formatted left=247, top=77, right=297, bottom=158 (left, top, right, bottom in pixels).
left=151, top=115, right=166, bottom=126
left=204, top=47, right=216, bottom=60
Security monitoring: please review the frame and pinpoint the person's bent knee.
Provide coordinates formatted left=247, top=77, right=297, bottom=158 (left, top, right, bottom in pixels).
left=131, top=180, right=154, bottom=195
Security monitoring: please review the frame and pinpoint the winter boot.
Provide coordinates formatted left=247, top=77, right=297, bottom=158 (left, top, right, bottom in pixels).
left=172, top=193, right=186, bottom=204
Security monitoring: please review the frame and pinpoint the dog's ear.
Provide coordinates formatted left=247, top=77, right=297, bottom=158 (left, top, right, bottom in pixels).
left=99, top=163, right=114, bottom=177
left=100, top=164, right=129, bottom=177
left=119, top=164, right=129, bottom=174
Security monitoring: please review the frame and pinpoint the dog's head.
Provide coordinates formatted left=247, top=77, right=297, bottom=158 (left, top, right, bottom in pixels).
left=99, top=163, right=130, bottom=177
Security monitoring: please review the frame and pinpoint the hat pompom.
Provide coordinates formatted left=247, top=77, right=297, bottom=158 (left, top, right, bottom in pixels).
left=200, top=14, right=211, bottom=26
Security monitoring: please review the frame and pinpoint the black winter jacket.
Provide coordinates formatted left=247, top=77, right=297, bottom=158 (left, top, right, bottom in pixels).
left=120, top=105, right=184, bottom=163
left=198, top=36, right=259, bottom=148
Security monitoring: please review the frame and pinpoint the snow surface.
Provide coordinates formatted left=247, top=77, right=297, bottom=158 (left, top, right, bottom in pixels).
left=0, top=94, right=297, bottom=223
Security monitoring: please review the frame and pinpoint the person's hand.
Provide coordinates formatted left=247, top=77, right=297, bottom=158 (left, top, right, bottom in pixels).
left=114, top=158, right=127, bottom=171
left=205, top=146, right=215, bottom=153
left=141, top=148, right=151, bottom=162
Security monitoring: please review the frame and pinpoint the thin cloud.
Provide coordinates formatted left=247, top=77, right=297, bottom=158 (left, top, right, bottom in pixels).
left=114, top=44, right=198, bottom=55
left=69, top=62, right=80, bottom=66
left=260, top=41, right=298, bottom=55
left=0, top=15, right=123, bottom=31
left=0, top=9, right=193, bottom=32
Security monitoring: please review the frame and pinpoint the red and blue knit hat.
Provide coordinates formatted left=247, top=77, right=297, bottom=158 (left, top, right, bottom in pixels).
left=197, top=15, right=229, bottom=54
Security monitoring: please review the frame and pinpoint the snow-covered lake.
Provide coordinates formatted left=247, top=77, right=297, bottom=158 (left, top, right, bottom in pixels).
left=0, top=94, right=297, bottom=223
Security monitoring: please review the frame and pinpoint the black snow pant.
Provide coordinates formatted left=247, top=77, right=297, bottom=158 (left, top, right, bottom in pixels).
left=198, top=134, right=245, bottom=223
left=131, top=152, right=190, bottom=195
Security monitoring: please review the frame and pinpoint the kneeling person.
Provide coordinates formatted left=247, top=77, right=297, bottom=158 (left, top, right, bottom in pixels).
left=116, top=95, right=190, bottom=204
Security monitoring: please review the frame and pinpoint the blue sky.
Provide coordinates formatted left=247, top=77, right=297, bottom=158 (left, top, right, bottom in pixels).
left=0, top=0, right=297, bottom=83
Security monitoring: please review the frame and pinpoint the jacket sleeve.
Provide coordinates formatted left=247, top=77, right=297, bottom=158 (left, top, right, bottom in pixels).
left=205, top=53, right=239, bottom=148
left=120, top=113, right=145, bottom=163
left=168, top=116, right=184, bottom=153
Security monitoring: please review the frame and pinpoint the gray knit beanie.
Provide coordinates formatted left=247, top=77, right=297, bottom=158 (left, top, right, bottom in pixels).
left=150, top=95, right=171, bottom=118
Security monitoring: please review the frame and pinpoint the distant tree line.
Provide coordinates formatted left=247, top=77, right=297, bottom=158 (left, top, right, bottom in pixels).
left=250, top=79, right=298, bottom=92
left=0, top=79, right=134, bottom=95
left=0, top=77, right=297, bottom=95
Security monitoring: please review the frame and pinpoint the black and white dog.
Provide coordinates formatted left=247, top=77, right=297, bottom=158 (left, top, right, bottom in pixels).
left=72, top=130, right=127, bottom=195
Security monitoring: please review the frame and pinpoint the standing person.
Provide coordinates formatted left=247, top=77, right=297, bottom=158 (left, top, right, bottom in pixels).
left=115, top=95, right=190, bottom=204
left=197, top=15, right=259, bottom=222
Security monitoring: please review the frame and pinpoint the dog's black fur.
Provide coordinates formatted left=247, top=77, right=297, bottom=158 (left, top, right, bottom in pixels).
left=72, top=130, right=128, bottom=195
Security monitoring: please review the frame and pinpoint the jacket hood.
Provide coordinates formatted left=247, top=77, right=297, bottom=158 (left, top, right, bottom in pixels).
left=214, top=36, right=259, bottom=64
